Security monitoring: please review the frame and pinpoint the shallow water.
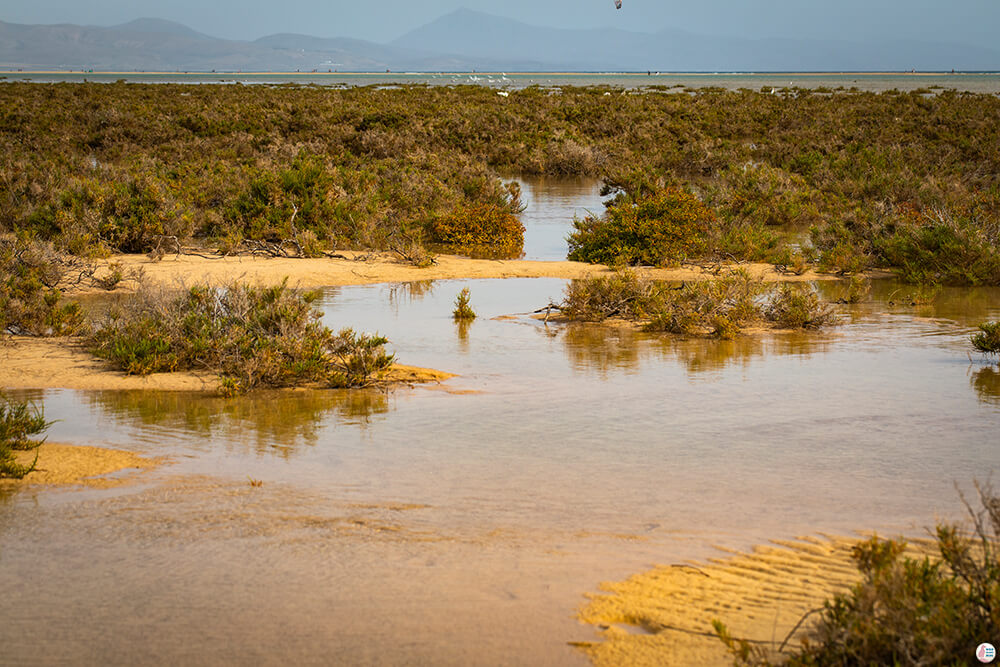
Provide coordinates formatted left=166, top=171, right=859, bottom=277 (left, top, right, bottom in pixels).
left=516, top=177, right=608, bottom=261
left=7, top=71, right=1000, bottom=93
left=2, top=275, right=998, bottom=664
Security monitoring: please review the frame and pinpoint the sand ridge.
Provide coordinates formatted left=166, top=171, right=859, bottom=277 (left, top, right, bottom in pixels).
left=575, top=535, right=936, bottom=666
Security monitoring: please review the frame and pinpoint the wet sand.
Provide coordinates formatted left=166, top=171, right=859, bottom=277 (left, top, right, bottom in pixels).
left=576, top=536, right=937, bottom=666
left=2, top=442, right=160, bottom=488
left=0, top=337, right=453, bottom=392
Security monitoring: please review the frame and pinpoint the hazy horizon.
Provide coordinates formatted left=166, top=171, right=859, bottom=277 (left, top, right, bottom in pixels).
left=4, top=0, right=999, bottom=50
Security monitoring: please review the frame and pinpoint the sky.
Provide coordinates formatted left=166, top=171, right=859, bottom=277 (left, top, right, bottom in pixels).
left=3, top=0, right=998, bottom=50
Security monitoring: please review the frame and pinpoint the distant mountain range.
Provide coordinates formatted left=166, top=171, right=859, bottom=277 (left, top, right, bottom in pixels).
left=2, top=10, right=998, bottom=72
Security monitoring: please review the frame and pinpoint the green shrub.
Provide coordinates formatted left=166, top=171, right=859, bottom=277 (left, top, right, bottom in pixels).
left=716, top=483, right=1000, bottom=666
left=878, top=209, right=1000, bottom=285
left=452, top=287, right=476, bottom=321
left=567, top=187, right=716, bottom=267
left=430, top=203, right=525, bottom=252
left=971, top=321, right=1000, bottom=356
left=89, top=279, right=395, bottom=392
left=0, top=394, right=51, bottom=479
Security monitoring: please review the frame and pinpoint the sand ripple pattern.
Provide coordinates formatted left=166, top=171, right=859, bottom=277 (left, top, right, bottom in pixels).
left=576, top=535, right=935, bottom=666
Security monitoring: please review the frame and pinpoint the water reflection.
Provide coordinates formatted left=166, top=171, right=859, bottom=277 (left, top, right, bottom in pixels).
left=815, top=280, right=1000, bottom=327
left=561, top=323, right=830, bottom=377
left=386, top=280, right=435, bottom=310
left=84, top=389, right=390, bottom=457
left=455, top=319, right=472, bottom=351
left=971, top=366, right=1000, bottom=407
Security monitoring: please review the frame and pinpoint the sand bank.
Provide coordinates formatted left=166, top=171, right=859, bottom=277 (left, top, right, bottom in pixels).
left=2, top=443, right=160, bottom=489
left=576, top=535, right=935, bottom=666
left=80, top=253, right=852, bottom=295
left=0, top=337, right=452, bottom=392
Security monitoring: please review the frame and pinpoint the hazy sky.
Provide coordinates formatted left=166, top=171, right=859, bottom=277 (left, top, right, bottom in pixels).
left=4, top=0, right=998, bottom=49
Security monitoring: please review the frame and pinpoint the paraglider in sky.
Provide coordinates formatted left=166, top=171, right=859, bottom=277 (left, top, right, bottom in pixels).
left=614, top=0, right=622, bottom=8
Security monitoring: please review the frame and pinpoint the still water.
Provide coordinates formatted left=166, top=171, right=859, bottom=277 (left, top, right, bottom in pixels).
left=1, top=274, right=998, bottom=665
left=517, top=177, right=608, bottom=261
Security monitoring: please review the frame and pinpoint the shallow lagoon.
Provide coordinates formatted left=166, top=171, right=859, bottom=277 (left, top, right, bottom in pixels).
left=2, top=272, right=998, bottom=664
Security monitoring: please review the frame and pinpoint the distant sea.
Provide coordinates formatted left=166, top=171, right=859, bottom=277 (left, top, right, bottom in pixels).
left=4, top=71, right=1000, bottom=92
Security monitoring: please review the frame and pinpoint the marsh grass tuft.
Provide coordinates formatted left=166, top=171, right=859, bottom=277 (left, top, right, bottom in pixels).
left=452, top=287, right=477, bottom=321
left=0, top=394, right=51, bottom=479
left=89, top=279, right=395, bottom=393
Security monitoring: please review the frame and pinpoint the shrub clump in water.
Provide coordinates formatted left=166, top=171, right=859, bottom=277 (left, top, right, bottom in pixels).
left=452, top=287, right=476, bottom=321
left=0, top=394, right=51, bottom=479
left=89, top=279, right=395, bottom=393
left=971, top=321, right=1000, bottom=358
left=560, top=269, right=836, bottom=338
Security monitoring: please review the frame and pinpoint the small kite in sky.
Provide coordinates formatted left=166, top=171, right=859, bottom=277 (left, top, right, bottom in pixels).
left=614, top=0, right=623, bottom=8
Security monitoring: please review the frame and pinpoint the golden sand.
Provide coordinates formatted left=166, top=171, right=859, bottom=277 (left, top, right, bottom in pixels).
left=2, top=442, right=160, bottom=489
left=576, top=535, right=936, bottom=666
left=79, top=252, right=849, bottom=296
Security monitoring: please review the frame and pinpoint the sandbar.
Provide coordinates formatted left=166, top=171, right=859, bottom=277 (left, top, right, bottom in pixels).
left=79, top=252, right=853, bottom=295
left=1, top=442, right=160, bottom=489
left=0, top=337, right=453, bottom=392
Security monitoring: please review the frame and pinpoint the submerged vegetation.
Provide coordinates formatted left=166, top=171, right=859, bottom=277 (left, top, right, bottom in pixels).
left=716, top=482, right=1000, bottom=666
left=561, top=269, right=835, bottom=337
left=0, top=394, right=51, bottom=479
left=89, top=280, right=395, bottom=394
left=0, top=83, right=997, bottom=281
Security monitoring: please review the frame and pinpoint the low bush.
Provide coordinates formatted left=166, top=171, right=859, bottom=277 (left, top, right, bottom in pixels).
left=430, top=203, right=525, bottom=253
left=715, top=482, right=1000, bottom=666
left=0, top=393, right=51, bottom=479
left=764, top=284, right=835, bottom=329
left=643, top=272, right=765, bottom=337
left=878, top=209, right=1000, bottom=285
left=0, top=236, right=86, bottom=336
left=567, top=187, right=716, bottom=267
left=89, top=279, right=395, bottom=393
left=560, top=268, right=667, bottom=321
left=561, top=269, right=836, bottom=337
left=971, top=321, right=1000, bottom=357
